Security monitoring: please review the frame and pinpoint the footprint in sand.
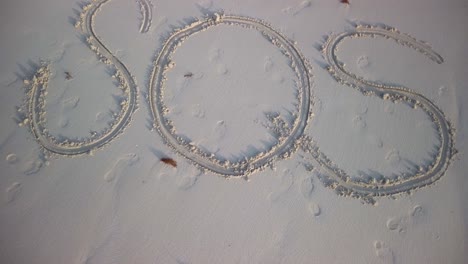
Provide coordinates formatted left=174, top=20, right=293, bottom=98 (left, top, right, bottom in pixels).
left=353, top=115, right=367, bottom=129
left=373, top=240, right=395, bottom=264
left=408, top=204, right=426, bottom=226
left=5, top=182, right=22, bottom=204
left=209, top=48, right=222, bottom=62
left=213, top=120, right=227, bottom=140
left=178, top=169, right=201, bottom=190
left=438, top=86, right=447, bottom=96
left=271, top=72, right=285, bottom=83
left=264, top=56, right=273, bottom=72
left=385, top=149, right=401, bottom=166
left=21, top=158, right=43, bottom=175
left=308, top=202, right=321, bottom=217
left=282, top=0, right=312, bottom=16
left=357, top=55, right=371, bottom=69
left=293, top=0, right=312, bottom=16
left=157, top=173, right=170, bottom=182
left=51, top=97, right=79, bottom=129
left=216, top=63, right=229, bottom=75
left=62, top=96, right=80, bottom=111
left=385, top=216, right=406, bottom=233
left=386, top=204, right=425, bottom=234
left=104, top=153, right=139, bottom=182
left=190, top=104, right=205, bottom=119
left=268, top=169, right=294, bottom=202
left=367, top=135, right=384, bottom=148
left=299, top=176, right=314, bottom=199
left=95, top=111, right=109, bottom=122
left=6, top=153, right=18, bottom=164
left=147, top=160, right=174, bottom=183
left=409, top=205, right=423, bottom=217
left=57, top=117, right=69, bottom=128
left=384, top=103, right=395, bottom=115
left=355, top=104, right=368, bottom=115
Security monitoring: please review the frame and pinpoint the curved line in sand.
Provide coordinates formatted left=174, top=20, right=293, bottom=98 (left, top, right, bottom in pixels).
left=25, top=1, right=453, bottom=201
left=137, top=0, right=153, bottom=33
left=149, top=14, right=313, bottom=177
left=306, top=25, right=454, bottom=201
left=27, top=0, right=138, bottom=155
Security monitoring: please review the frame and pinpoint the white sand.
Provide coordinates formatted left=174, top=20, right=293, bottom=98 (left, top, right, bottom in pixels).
left=0, top=0, right=467, bottom=263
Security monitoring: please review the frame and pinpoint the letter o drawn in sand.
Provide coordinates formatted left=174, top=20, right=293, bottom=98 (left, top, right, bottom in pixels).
left=149, top=14, right=313, bottom=177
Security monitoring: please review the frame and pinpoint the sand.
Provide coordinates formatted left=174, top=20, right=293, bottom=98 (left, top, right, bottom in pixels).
left=0, top=0, right=467, bottom=263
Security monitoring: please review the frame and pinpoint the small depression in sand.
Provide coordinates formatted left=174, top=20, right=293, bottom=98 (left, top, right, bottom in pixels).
left=162, top=23, right=299, bottom=163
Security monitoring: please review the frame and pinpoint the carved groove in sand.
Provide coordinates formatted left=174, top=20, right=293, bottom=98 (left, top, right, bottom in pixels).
left=137, top=0, right=153, bottom=33
left=149, top=14, right=312, bottom=176
left=22, top=0, right=454, bottom=202
left=26, top=0, right=138, bottom=155
left=301, top=25, right=455, bottom=203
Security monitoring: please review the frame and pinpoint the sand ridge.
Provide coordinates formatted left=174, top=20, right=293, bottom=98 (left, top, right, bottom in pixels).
left=149, top=13, right=313, bottom=178
left=300, top=24, right=455, bottom=204
left=20, top=0, right=455, bottom=204
left=24, top=0, right=138, bottom=155
left=136, top=0, right=153, bottom=34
